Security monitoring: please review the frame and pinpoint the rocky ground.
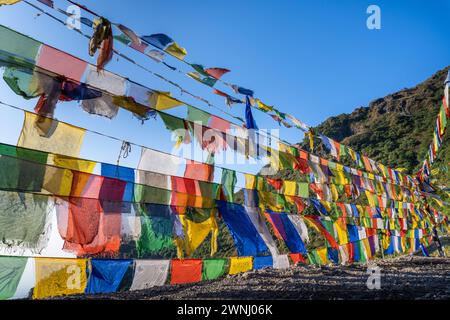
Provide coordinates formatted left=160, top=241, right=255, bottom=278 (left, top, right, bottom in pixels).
left=60, top=255, right=450, bottom=300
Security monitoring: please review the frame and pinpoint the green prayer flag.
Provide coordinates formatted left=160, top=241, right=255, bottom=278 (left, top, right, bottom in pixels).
left=202, top=258, right=227, bottom=281
left=0, top=25, right=41, bottom=69
left=2, top=67, right=35, bottom=99
left=114, top=33, right=131, bottom=45
left=187, top=106, right=210, bottom=126
left=0, top=145, right=48, bottom=192
left=440, top=104, right=447, bottom=128
left=159, top=112, right=185, bottom=132
left=297, top=182, right=309, bottom=198
left=0, top=191, right=51, bottom=250
left=198, top=180, right=220, bottom=200
left=220, top=169, right=237, bottom=202
left=134, top=183, right=171, bottom=205
left=307, top=252, right=318, bottom=265
left=158, top=112, right=188, bottom=145
left=135, top=204, right=175, bottom=257
left=0, top=256, right=27, bottom=300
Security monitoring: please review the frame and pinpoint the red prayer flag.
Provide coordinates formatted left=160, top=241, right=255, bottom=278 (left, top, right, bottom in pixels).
left=290, top=253, right=306, bottom=265
left=37, top=45, right=87, bottom=82
left=170, top=259, right=203, bottom=284
left=205, top=68, right=230, bottom=79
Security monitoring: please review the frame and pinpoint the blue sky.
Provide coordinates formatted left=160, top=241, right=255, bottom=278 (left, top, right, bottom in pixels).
left=0, top=0, right=449, bottom=298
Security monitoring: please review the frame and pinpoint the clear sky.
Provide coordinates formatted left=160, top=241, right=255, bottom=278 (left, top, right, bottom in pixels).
left=0, top=0, right=449, bottom=298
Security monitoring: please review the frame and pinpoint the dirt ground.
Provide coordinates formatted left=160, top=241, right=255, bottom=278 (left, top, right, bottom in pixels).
left=61, top=255, right=450, bottom=300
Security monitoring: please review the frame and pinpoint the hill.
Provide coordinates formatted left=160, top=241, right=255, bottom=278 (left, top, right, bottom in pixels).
left=314, top=66, right=450, bottom=176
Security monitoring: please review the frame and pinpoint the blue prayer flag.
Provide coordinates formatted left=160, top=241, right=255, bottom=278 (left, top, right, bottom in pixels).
left=85, top=259, right=132, bottom=294
left=253, top=256, right=273, bottom=270
left=216, top=201, right=269, bottom=256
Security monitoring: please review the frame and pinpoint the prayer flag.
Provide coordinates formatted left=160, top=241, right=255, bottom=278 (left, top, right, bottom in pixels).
left=170, top=259, right=202, bottom=285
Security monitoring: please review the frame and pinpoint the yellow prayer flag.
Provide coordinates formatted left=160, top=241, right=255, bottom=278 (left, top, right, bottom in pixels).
left=149, top=92, right=184, bottom=111
left=255, top=99, right=273, bottom=112
left=42, top=166, right=73, bottom=196
left=244, top=174, right=256, bottom=189
left=348, top=148, right=356, bottom=161
left=330, top=184, right=339, bottom=201
left=363, top=238, right=372, bottom=259
left=365, top=191, right=376, bottom=207
left=432, top=198, right=444, bottom=207
left=164, top=42, right=187, bottom=60
left=334, top=220, right=348, bottom=245
left=283, top=181, right=296, bottom=196
left=229, top=257, right=252, bottom=275
left=177, top=213, right=218, bottom=257
left=0, top=0, right=21, bottom=4
left=258, top=191, right=284, bottom=212
left=382, top=233, right=390, bottom=250
left=33, top=258, right=87, bottom=299
left=18, top=112, right=85, bottom=158
left=431, top=168, right=439, bottom=176
left=316, top=248, right=328, bottom=265
left=50, top=154, right=96, bottom=173
left=112, top=96, right=150, bottom=118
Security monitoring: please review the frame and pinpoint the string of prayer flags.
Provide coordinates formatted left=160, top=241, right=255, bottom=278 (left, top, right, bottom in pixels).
left=445, top=71, right=449, bottom=112
left=418, top=71, right=450, bottom=182
left=255, top=99, right=274, bottom=113
left=231, top=85, right=254, bottom=97
left=142, top=34, right=187, bottom=60
left=1, top=25, right=414, bottom=192
left=16, top=4, right=420, bottom=188
left=213, top=89, right=243, bottom=107
left=187, top=71, right=217, bottom=87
